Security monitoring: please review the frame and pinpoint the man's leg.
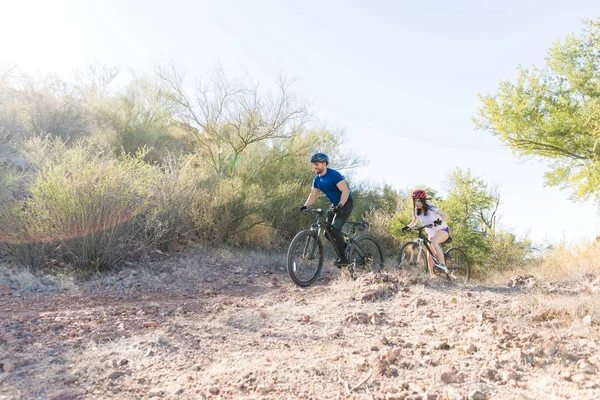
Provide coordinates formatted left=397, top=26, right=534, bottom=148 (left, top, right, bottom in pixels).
left=329, top=199, right=353, bottom=265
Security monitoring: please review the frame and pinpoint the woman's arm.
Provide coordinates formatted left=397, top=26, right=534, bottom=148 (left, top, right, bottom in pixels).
left=436, top=209, right=449, bottom=222
left=407, top=215, right=419, bottom=228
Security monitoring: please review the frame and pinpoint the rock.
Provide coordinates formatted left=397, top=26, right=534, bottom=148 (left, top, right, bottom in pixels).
left=209, top=386, right=220, bottom=395
left=434, top=341, right=450, bottom=350
left=469, top=390, right=487, bottom=400
left=108, top=370, right=125, bottom=380
left=47, top=389, right=87, bottom=400
left=413, top=298, right=427, bottom=307
left=149, top=388, right=164, bottom=397
left=386, top=391, right=410, bottom=400
left=462, top=344, right=478, bottom=354
left=583, top=315, right=592, bottom=326
left=63, top=374, right=79, bottom=384
left=1, top=333, right=16, bottom=344
left=480, top=369, right=496, bottom=380
left=571, top=373, right=589, bottom=383
left=370, top=312, right=383, bottom=325
left=507, top=275, right=536, bottom=288
left=168, top=384, right=184, bottom=395
left=543, top=338, right=559, bottom=356
left=386, top=348, right=401, bottom=363
left=501, top=371, right=519, bottom=381
left=441, top=371, right=458, bottom=384
left=577, top=359, right=598, bottom=374
left=422, top=326, right=435, bottom=335
left=256, top=384, right=272, bottom=394
left=2, top=361, right=16, bottom=372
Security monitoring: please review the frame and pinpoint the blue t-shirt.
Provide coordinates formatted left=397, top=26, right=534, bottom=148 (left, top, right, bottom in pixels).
left=312, top=168, right=352, bottom=205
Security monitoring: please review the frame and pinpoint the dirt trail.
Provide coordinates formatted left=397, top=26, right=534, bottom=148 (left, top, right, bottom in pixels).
left=0, top=249, right=599, bottom=399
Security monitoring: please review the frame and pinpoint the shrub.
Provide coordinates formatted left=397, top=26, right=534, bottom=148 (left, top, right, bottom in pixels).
left=23, top=139, right=161, bottom=270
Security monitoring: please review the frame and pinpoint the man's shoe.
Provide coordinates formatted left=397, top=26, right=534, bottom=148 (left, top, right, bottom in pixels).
left=334, top=258, right=348, bottom=267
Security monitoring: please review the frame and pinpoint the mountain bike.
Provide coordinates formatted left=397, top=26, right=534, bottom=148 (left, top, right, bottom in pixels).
left=397, top=224, right=470, bottom=283
left=287, top=208, right=385, bottom=287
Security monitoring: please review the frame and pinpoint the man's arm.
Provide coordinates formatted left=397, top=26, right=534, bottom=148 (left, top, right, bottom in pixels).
left=336, top=180, right=350, bottom=206
left=304, top=187, right=319, bottom=207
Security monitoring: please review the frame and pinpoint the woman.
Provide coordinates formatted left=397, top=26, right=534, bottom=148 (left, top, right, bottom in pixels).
left=402, top=189, right=450, bottom=278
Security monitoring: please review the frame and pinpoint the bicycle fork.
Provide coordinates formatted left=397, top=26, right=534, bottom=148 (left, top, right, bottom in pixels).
left=303, top=225, right=323, bottom=261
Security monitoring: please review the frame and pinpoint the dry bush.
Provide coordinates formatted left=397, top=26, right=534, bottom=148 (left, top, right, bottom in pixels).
left=232, top=224, right=288, bottom=250
left=144, top=156, right=197, bottom=251
left=21, top=138, right=161, bottom=270
left=174, top=157, right=265, bottom=244
left=363, top=209, right=400, bottom=260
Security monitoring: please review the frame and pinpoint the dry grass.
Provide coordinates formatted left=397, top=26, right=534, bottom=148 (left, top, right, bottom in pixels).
left=483, top=241, right=600, bottom=326
left=536, top=241, right=600, bottom=281
left=486, top=240, right=600, bottom=285
left=0, top=264, right=78, bottom=292
left=525, top=291, right=600, bottom=327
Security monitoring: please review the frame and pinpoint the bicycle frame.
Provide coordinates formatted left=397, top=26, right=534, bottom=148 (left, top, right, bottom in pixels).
left=409, top=226, right=458, bottom=271
left=305, top=209, right=343, bottom=259
left=304, top=208, right=368, bottom=261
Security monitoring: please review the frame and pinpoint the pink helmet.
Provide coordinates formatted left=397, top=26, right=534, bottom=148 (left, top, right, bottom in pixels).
left=411, top=189, right=427, bottom=199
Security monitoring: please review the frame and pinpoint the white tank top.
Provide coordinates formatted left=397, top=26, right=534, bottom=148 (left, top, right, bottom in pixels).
left=415, top=205, right=448, bottom=237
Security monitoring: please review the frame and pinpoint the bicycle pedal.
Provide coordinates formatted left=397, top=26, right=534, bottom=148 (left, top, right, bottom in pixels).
left=435, top=264, right=449, bottom=273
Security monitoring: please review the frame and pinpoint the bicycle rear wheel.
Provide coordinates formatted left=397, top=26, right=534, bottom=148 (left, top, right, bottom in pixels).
left=445, top=248, right=470, bottom=283
left=398, top=241, right=428, bottom=275
left=287, top=229, right=324, bottom=287
left=347, top=233, right=385, bottom=277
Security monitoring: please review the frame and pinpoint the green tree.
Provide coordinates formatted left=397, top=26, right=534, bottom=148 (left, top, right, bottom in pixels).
left=444, top=169, right=534, bottom=274
left=442, top=169, right=499, bottom=268
left=475, top=19, right=600, bottom=200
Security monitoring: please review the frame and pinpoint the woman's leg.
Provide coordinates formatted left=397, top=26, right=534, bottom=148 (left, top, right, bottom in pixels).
left=427, top=253, right=435, bottom=277
left=430, top=230, right=449, bottom=266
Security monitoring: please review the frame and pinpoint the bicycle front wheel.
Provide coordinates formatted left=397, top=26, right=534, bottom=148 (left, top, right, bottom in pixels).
left=347, top=233, right=385, bottom=277
left=445, top=248, right=470, bottom=283
left=398, top=241, right=428, bottom=274
left=287, top=229, right=324, bottom=287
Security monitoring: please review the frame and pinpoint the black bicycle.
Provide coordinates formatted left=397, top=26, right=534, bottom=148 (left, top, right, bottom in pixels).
left=287, top=208, right=385, bottom=287
left=397, top=224, right=470, bottom=283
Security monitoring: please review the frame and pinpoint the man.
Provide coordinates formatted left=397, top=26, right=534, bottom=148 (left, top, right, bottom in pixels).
left=300, top=153, right=354, bottom=266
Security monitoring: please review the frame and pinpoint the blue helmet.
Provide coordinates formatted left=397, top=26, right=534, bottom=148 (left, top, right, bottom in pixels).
left=310, top=153, right=329, bottom=163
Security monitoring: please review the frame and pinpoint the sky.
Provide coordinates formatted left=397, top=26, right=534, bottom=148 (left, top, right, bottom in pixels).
left=2, top=0, right=600, bottom=245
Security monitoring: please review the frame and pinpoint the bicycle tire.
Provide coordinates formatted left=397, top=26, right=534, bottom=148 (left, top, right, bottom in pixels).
left=347, top=233, right=385, bottom=277
left=445, top=247, right=470, bottom=283
left=397, top=241, right=428, bottom=274
left=287, top=229, right=324, bottom=287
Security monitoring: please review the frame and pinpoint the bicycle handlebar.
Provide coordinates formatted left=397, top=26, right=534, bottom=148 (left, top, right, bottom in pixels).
left=406, top=223, right=434, bottom=231
left=301, top=207, right=334, bottom=215
left=302, top=208, right=327, bottom=214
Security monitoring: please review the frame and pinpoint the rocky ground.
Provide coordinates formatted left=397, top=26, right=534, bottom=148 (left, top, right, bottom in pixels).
left=0, top=245, right=599, bottom=399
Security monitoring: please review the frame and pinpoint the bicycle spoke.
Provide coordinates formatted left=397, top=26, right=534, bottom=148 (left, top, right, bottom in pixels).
left=398, top=242, right=428, bottom=275
left=348, top=234, right=384, bottom=278
left=287, top=230, right=324, bottom=287
left=445, top=248, right=470, bottom=284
